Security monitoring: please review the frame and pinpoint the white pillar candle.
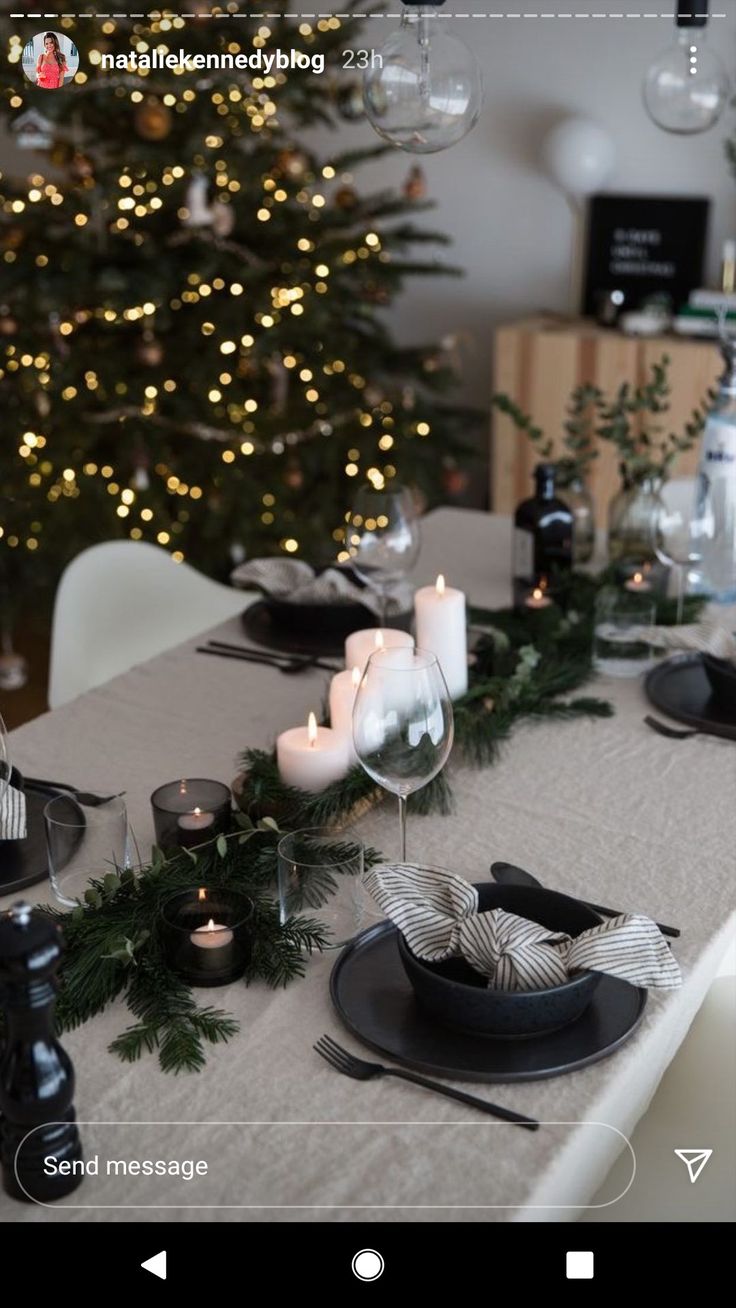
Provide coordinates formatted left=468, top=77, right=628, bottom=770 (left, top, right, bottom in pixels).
left=344, top=626, right=413, bottom=673
left=414, top=574, right=468, bottom=700
left=276, top=712, right=348, bottom=793
left=329, top=666, right=362, bottom=763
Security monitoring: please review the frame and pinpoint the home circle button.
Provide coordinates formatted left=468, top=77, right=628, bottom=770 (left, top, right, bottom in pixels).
left=352, top=1249, right=384, bottom=1282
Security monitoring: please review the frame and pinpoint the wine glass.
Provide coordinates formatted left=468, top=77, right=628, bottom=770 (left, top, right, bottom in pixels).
left=346, top=483, right=420, bottom=625
left=653, top=477, right=714, bottom=624
left=352, top=646, right=454, bottom=861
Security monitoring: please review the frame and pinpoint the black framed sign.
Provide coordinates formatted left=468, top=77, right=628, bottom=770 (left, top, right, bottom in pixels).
left=582, top=193, right=710, bottom=316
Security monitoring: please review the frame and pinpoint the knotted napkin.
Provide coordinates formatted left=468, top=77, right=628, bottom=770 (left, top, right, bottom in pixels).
left=644, top=619, right=736, bottom=666
left=230, top=557, right=412, bottom=618
left=0, top=781, right=27, bottom=841
left=365, top=864, right=681, bottom=991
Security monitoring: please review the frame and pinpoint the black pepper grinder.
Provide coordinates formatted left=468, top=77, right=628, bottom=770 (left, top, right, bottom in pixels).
left=0, top=902, right=83, bottom=1202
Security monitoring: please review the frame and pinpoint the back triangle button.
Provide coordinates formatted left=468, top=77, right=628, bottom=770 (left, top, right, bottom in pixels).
left=674, top=1149, right=713, bottom=1184
left=141, top=1251, right=167, bottom=1280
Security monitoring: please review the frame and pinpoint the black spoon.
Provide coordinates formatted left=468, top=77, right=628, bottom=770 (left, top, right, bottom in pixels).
left=490, top=861, right=680, bottom=940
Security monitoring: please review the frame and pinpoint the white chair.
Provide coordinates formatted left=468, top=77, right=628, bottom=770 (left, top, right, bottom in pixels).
left=49, top=540, right=245, bottom=708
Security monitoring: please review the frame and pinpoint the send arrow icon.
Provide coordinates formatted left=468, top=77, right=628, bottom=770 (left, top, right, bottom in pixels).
left=674, top=1149, right=713, bottom=1184
left=141, top=1251, right=167, bottom=1281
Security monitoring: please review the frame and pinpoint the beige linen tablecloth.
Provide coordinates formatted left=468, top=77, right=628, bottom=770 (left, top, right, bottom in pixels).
left=2, top=510, right=735, bottom=1223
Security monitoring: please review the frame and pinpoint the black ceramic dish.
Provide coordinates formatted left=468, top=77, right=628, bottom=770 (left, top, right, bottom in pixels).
left=702, top=653, right=736, bottom=708
left=242, top=597, right=413, bottom=658
left=397, top=883, right=602, bottom=1037
left=645, top=654, right=736, bottom=741
left=330, top=922, right=647, bottom=1084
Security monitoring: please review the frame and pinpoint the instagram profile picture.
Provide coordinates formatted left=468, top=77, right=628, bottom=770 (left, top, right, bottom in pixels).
left=22, top=32, right=79, bottom=90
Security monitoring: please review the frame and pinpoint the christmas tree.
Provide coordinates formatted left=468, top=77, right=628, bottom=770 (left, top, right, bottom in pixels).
left=0, top=4, right=476, bottom=617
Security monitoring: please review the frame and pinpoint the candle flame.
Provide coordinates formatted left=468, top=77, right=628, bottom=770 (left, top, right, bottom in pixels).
left=351, top=666, right=361, bottom=688
left=205, top=918, right=216, bottom=933
left=532, top=588, right=543, bottom=602
left=436, top=573, right=445, bottom=597
left=198, top=887, right=207, bottom=902
left=633, top=571, right=643, bottom=585
left=193, top=806, right=201, bottom=816
left=308, top=711, right=318, bottom=746
left=375, top=629, right=384, bottom=649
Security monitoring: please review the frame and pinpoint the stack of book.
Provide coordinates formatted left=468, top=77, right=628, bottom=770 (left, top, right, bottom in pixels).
left=674, top=289, right=736, bottom=337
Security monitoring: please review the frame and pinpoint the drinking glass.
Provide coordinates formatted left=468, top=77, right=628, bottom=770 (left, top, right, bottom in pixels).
left=352, top=646, right=454, bottom=861
left=277, top=828, right=365, bottom=949
left=593, top=591, right=656, bottom=679
left=653, top=478, right=713, bottom=624
left=347, top=483, right=420, bottom=625
left=44, top=792, right=130, bottom=908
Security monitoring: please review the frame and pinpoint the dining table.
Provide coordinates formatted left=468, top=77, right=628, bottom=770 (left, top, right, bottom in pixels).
left=2, top=507, right=735, bottom=1224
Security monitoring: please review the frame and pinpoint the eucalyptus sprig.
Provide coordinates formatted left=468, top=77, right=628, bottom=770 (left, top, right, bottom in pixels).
left=596, top=355, right=713, bottom=486
left=491, top=382, right=600, bottom=489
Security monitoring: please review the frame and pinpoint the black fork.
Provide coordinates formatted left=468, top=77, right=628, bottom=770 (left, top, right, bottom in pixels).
left=314, top=1034, right=539, bottom=1130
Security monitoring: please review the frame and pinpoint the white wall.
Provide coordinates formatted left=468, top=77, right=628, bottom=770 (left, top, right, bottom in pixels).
left=321, top=3, right=736, bottom=407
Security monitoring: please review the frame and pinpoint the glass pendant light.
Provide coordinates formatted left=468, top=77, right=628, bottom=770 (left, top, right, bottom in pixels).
left=363, top=0, right=483, bottom=154
left=643, top=0, right=730, bottom=135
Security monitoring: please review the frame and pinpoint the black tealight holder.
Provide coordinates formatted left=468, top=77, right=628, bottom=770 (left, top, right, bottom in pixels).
left=150, top=779, right=232, bottom=855
left=160, top=886, right=254, bottom=987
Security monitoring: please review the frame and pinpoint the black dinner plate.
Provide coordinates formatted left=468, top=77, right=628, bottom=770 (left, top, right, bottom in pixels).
left=0, top=781, right=82, bottom=896
left=645, top=653, right=736, bottom=741
left=241, top=598, right=412, bottom=659
left=330, top=922, right=647, bottom=1084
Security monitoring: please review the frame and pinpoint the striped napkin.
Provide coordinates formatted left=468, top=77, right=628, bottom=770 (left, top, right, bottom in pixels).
left=230, top=557, right=412, bottom=618
left=644, top=619, right=736, bottom=666
left=366, top=864, right=681, bottom=991
left=0, top=782, right=27, bottom=841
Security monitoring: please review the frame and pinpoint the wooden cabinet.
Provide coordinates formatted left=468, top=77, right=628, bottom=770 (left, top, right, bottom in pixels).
left=491, top=316, right=721, bottom=525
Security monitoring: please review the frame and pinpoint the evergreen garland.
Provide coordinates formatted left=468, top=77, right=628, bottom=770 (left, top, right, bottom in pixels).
left=45, top=820, right=336, bottom=1075
left=235, top=569, right=705, bottom=824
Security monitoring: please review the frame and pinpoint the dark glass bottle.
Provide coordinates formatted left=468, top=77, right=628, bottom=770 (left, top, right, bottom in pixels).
left=513, top=463, right=574, bottom=607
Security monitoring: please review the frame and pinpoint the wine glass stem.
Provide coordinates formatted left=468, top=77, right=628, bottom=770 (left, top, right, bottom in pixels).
left=377, top=583, right=388, bottom=628
left=398, top=794, right=407, bottom=862
left=676, top=564, right=685, bottom=626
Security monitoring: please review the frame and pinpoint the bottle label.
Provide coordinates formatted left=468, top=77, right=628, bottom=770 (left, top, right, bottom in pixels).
left=702, top=416, right=736, bottom=467
left=513, top=527, right=534, bottom=580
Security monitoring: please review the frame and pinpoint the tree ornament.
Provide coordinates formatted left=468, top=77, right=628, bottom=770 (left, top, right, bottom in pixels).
left=49, top=139, right=74, bottom=167
left=35, top=392, right=51, bottom=418
left=0, top=226, right=24, bottom=252
left=0, top=647, right=28, bottom=692
left=403, top=165, right=427, bottom=201
left=10, top=108, right=54, bottom=151
left=335, top=82, right=365, bottom=122
left=0, top=313, right=17, bottom=336
left=335, top=186, right=358, bottom=211
left=69, top=152, right=94, bottom=183
left=134, top=99, right=173, bottom=142
left=284, top=459, right=304, bottom=489
left=137, top=332, right=163, bottom=366
left=132, top=465, right=150, bottom=492
left=211, top=202, right=235, bottom=238
left=183, top=172, right=212, bottom=226
left=442, top=463, right=469, bottom=496
left=276, top=148, right=308, bottom=179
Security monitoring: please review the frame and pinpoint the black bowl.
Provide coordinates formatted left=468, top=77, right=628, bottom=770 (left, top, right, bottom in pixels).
left=703, top=654, right=736, bottom=708
left=397, top=883, right=602, bottom=1037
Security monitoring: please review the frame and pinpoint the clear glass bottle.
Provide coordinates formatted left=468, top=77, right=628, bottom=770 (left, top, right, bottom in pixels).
left=561, top=477, right=595, bottom=564
left=695, top=338, right=736, bottom=603
left=607, top=469, right=664, bottom=569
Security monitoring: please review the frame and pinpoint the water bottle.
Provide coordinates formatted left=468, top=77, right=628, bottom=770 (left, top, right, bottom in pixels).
left=695, top=336, right=736, bottom=602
